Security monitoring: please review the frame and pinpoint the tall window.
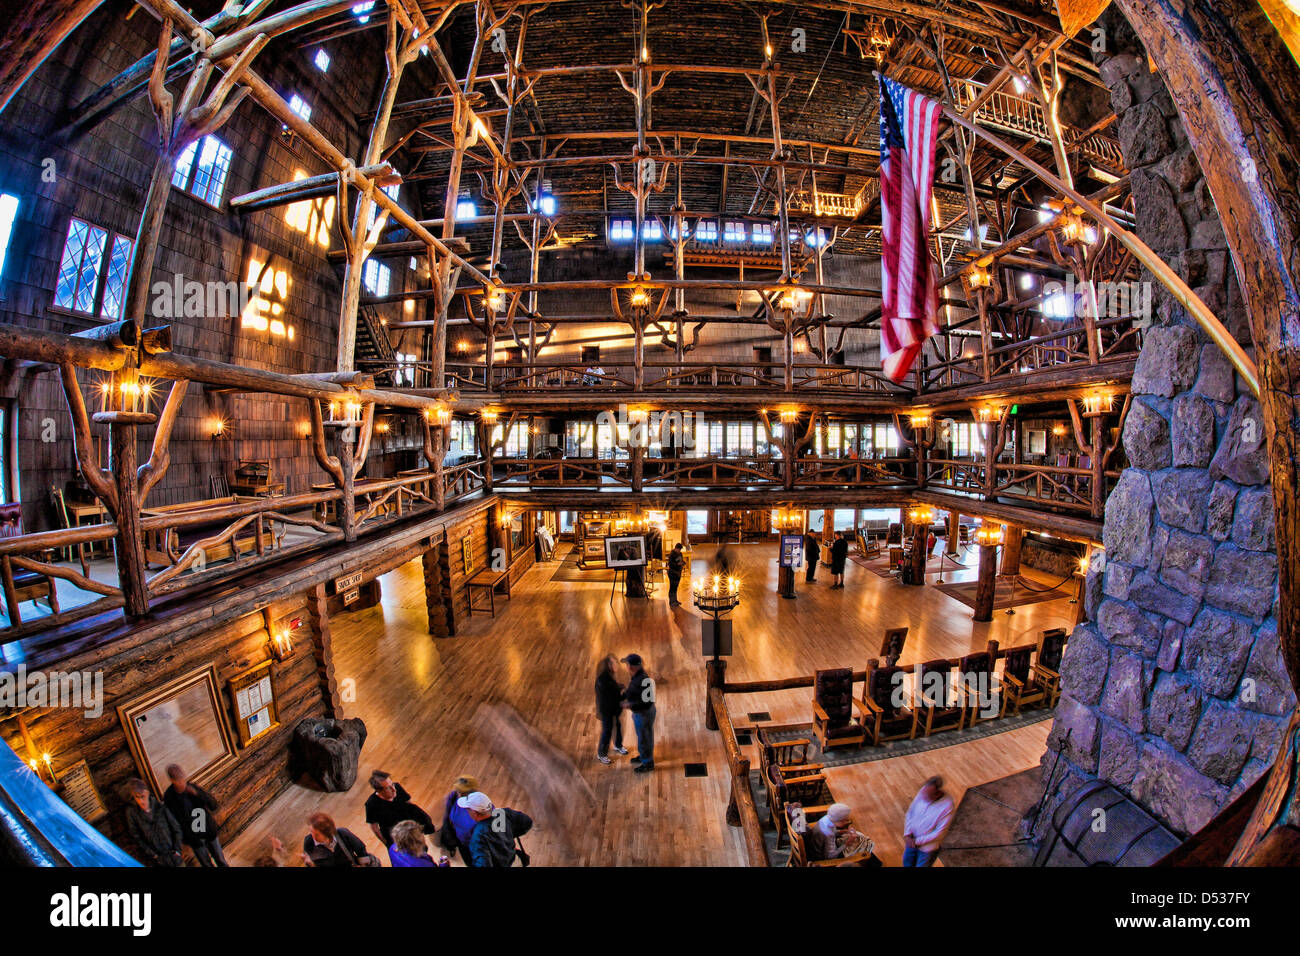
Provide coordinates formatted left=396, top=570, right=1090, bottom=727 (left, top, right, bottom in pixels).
left=610, top=218, right=634, bottom=241
left=565, top=420, right=594, bottom=457
left=752, top=222, right=772, bottom=244
left=695, top=219, right=717, bottom=241
left=288, top=94, right=312, bottom=122
left=0, top=401, right=9, bottom=502
left=173, top=135, right=234, bottom=206
left=687, top=510, right=708, bottom=535
left=723, top=220, right=746, bottom=242
left=492, top=422, right=528, bottom=457
left=872, top=423, right=900, bottom=455
left=447, top=419, right=476, bottom=456
left=950, top=422, right=983, bottom=457
left=363, top=258, right=391, bottom=296
left=396, top=351, right=416, bottom=386
left=0, top=193, right=18, bottom=286
left=53, top=218, right=134, bottom=319
left=641, top=219, right=662, bottom=240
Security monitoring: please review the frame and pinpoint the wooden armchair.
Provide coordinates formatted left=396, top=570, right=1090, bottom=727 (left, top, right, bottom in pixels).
left=785, top=808, right=877, bottom=867
left=997, top=644, right=1047, bottom=717
left=857, top=659, right=918, bottom=745
left=958, top=643, right=998, bottom=726
left=879, top=626, right=908, bottom=666
left=914, top=658, right=965, bottom=737
left=1032, top=628, right=1068, bottom=708
left=765, top=762, right=835, bottom=848
left=755, top=726, right=816, bottom=775
left=886, top=522, right=903, bottom=545
left=0, top=503, right=59, bottom=622
left=812, top=667, right=868, bottom=750
left=888, top=546, right=906, bottom=573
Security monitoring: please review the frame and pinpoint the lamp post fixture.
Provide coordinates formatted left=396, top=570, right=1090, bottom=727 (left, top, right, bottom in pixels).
left=695, top=574, right=740, bottom=730
left=973, top=522, right=1004, bottom=622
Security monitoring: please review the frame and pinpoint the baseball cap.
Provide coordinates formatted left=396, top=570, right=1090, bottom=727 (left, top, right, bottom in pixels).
left=620, top=653, right=643, bottom=666
left=457, top=791, right=493, bottom=813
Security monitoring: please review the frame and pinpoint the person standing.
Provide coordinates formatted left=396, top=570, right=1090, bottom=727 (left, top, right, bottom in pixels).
left=460, top=791, right=533, bottom=867
left=163, top=764, right=228, bottom=866
left=595, top=655, right=629, bottom=764
left=439, top=774, right=481, bottom=865
left=803, top=528, right=821, bottom=583
left=621, top=653, right=657, bottom=773
left=125, top=778, right=183, bottom=867
left=830, top=530, right=849, bottom=589
left=666, top=542, right=686, bottom=607
left=388, top=819, right=450, bottom=867
left=364, top=770, right=435, bottom=847
left=902, top=775, right=955, bottom=867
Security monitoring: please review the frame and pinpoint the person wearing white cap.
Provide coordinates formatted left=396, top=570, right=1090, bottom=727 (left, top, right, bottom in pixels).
left=460, top=791, right=533, bottom=867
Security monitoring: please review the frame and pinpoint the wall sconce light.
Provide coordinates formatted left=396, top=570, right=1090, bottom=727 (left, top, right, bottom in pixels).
left=424, top=404, right=452, bottom=427
left=403, top=299, right=415, bottom=315
left=1058, top=207, right=1089, bottom=246
left=778, top=406, right=800, bottom=425
left=456, top=340, right=471, bottom=354
left=297, top=420, right=311, bottom=438
left=909, top=411, right=932, bottom=429
left=208, top=415, right=227, bottom=438
left=29, top=752, right=58, bottom=785
left=375, top=419, right=390, bottom=435
left=974, top=524, right=1005, bottom=547
left=480, top=408, right=499, bottom=424
left=975, top=404, right=1002, bottom=423
left=1051, top=423, right=1067, bottom=438
left=629, top=286, right=650, bottom=310
left=627, top=406, right=649, bottom=424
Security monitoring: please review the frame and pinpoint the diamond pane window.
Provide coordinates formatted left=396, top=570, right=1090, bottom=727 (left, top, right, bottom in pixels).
left=100, top=234, right=134, bottom=319
left=314, top=49, right=331, bottom=72
left=54, top=218, right=107, bottom=314
left=175, top=135, right=234, bottom=206
left=363, top=258, right=391, bottom=296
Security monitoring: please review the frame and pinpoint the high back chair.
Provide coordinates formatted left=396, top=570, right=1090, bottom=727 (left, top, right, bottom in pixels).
left=811, top=667, right=867, bottom=750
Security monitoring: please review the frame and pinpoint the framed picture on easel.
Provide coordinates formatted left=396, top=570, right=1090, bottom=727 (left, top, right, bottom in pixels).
left=604, top=535, right=647, bottom=568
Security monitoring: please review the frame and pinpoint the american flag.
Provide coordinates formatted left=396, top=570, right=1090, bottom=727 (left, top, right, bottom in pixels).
left=878, top=75, right=942, bottom=384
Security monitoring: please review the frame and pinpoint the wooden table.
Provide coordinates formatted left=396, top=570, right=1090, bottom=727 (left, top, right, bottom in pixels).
left=229, top=479, right=284, bottom=497
left=66, top=500, right=109, bottom=557
left=465, top=567, right=511, bottom=617
left=312, top=483, right=337, bottom=524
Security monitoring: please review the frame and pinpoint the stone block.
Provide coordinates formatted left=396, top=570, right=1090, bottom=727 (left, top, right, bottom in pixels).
left=1156, top=621, right=1183, bottom=672
left=1059, top=622, right=1109, bottom=706
left=1205, top=544, right=1277, bottom=619
left=1181, top=606, right=1256, bottom=698
left=1209, top=396, right=1270, bottom=485
left=1129, top=569, right=1201, bottom=626
left=1129, top=168, right=1187, bottom=256
left=1240, top=619, right=1296, bottom=717
left=1097, top=597, right=1162, bottom=656
left=1103, top=562, right=1134, bottom=601
left=1156, top=528, right=1213, bottom=601
left=1131, top=324, right=1199, bottom=397
left=1122, top=398, right=1171, bottom=469
left=1207, top=481, right=1237, bottom=540
left=1152, top=468, right=1213, bottom=534
left=1148, top=672, right=1201, bottom=751
left=1049, top=695, right=1101, bottom=774
left=1131, top=743, right=1231, bottom=835
left=1231, top=487, right=1275, bottom=552
left=1187, top=700, right=1253, bottom=785
left=1171, top=395, right=1217, bottom=467
left=1100, top=648, right=1150, bottom=732
left=1098, top=718, right=1143, bottom=787
left=1103, top=470, right=1154, bottom=564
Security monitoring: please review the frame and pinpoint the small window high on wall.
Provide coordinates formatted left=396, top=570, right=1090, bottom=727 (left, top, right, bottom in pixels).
left=363, top=259, right=391, bottom=296
left=0, top=193, right=18, bottom=289
left=53, top=218, right=134, bottom=319
left=173, top=135, right=234, bottom=206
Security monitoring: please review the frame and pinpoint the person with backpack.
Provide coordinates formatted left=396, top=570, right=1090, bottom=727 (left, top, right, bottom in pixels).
left=460, top=791, right=533, bottom=867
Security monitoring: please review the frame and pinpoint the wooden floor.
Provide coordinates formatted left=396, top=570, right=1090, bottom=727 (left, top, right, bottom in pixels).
left=228, top=541, right=1065, bottom=866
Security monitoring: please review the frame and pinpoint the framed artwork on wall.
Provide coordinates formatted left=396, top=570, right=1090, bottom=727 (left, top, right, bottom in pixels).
left=117, top=666, right=237, bottom=798
left=1026, top=428, right=1047, bottom=456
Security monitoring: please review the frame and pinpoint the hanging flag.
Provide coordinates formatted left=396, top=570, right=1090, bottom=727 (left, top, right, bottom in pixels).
left=878, top=74, right=942, bottom=383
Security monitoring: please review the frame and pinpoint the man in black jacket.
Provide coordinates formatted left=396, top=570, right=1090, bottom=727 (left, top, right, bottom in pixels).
left=303, top=812, right=376, bottom=867
left=461, top=791, right=533, bottom=867
left=364, top=770, right=435, bottom=847
left=803, top=529, right=821, bottom=583
left=125, top=778, right=183, bottom=867
left=163, top=764, right=227, bottom=866
left=621, top=653, right=657, bottom=772
left=830, top=531, right=850, bottom=589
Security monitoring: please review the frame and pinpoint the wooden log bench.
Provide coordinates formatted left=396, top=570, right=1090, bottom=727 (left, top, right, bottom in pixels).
left=142, top=496, right=283, bottom=569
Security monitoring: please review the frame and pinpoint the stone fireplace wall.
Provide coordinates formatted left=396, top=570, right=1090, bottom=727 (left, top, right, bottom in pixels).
left=1035, top=8, right=1295, bottom=839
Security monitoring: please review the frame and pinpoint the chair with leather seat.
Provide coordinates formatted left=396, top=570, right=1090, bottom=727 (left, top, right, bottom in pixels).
left=812, top=667, right=868, bottom=750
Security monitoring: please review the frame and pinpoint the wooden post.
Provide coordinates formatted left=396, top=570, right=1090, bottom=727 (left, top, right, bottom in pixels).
left=705, top=657, right=727, bottom=731
left=630, top=442, right=644, bottom=493
left=910, top=517, right=927, bottom=586
left=1001, top=524, right=1023, bottom=576
left=973, top=540, right=998, bottom=622
left=422, top=545, right=449, bottom=637
left=307, top=582, right=343, bottom=717
left=947, top=510, right=961, bottom=555
left=105, top=417, right=150, bottom=617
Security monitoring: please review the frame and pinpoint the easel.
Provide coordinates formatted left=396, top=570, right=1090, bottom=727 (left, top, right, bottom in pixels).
left=609, top=565, right=650, bottom=603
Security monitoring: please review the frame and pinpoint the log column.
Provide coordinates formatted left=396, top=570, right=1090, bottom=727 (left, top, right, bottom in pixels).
left=909, top=514, right=928, bottom=586
left=946, top=510, right=961, bottom=555
left=1000, top=525, right=1023, bottom=576
left=308, top=582, right=343, bottom=717
left=98, top=412, right=154, bottom=617
left=973, top=538, right=999, bottom=622
left=422, top=543, right=452, bottom=638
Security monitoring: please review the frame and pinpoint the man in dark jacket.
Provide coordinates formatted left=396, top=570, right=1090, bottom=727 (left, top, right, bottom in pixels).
left=666, top=542, right=686, bottom=607
left=621, top=653, right=657, bottom=772
left=363, top=770, right=435, bottom=846
left=163, top=764, right=227, bottom=866
left=461, top=791, right=533, bottom=867
left=830, top=531, right=849, bottom=589
left=125, top=778, right=183, bottom=867
left=803, top=530, right=821, bottom=583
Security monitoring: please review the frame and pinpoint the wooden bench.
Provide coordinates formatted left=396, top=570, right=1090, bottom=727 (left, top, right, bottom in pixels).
left=465, top=567, right=511, bottom=617
left=141, top=496, right=282, bottom=569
